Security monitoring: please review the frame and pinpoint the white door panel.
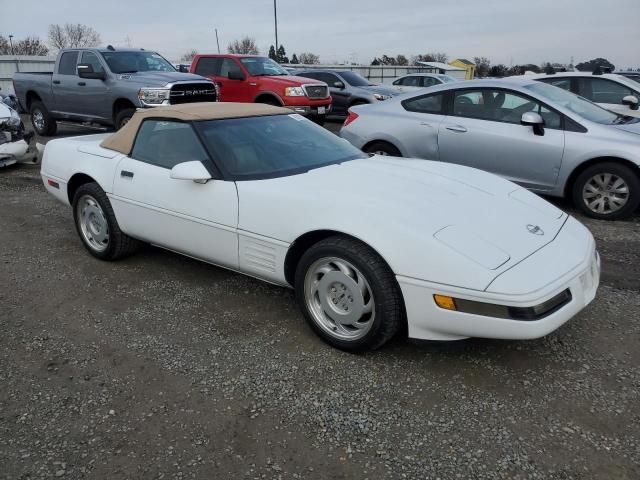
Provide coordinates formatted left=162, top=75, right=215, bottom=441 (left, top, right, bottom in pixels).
left=111, top=157, right=239, bottom=268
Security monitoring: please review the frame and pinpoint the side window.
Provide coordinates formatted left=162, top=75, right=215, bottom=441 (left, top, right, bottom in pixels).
left=422, top=77, right=438, bottom=87
left=316, top=73, right=339, bottom=85
left=195, top=57, right=221, bottom=77
left=402, top=92, right=445, bottom=114
left=131, top=120, right=210, bottom=169
left=452, top=89, right=561, bottom=128
left=399, top=76, right=421, bottom=87
left=539, top=77, right=571, bottom=91
left=58, top=51, right=79, bottom=75
left=580, top=78, right=633, bottom=104
left=220, top=59, right=243, bottom=78
left=80, top=51, right=105, bottom=74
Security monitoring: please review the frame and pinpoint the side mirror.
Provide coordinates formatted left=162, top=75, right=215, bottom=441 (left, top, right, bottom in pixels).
left=170, top=161, right=212, bottom=184
left=178, top=64, right=190, bottom=73
left=227, top=70, right=245, bottom=81
left=521, top=111, right=545, bottom=136
left=77, top=64, right=106, bottom=80
left=622, top=95, right=639, bottom=111
left=333, top=81, right=345, bottom=89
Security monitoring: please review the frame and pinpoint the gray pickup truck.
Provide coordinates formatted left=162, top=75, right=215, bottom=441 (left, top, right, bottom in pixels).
left=13, top=47, right=217, bottom=136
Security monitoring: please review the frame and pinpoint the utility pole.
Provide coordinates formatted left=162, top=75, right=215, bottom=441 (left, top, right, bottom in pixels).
left=274, top=0, right=279, bottom=52
left=215, top=28, right=220, bottom=54
left=9, top=35, right=19, bottom=72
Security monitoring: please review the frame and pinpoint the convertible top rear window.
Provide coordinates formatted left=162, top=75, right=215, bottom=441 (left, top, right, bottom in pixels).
left=195, top=114, right=367, bottom=179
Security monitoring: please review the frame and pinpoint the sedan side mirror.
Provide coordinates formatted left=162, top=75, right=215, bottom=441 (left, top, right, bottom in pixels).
left=170, top=161, right=212, bottom=184
left=77, top=64, right=106, bottom=80
left=521, top=111, right=545, bottom=136
left=228, top=70, right=246, bottom=81
left=333, top=81, right=345, bottom=89
left=622, top=95, right=639, bottom=111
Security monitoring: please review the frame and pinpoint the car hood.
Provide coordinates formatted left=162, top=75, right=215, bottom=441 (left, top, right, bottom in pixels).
left=114, top=71, right=212, bottom=86
left=611, top=119, right=640, bottom=135
left=355, top=85, right=404, bottom=96
left=237, top=156, right=569, bottom=291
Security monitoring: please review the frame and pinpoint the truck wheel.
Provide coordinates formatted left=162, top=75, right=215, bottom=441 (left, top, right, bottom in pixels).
left=30, top=101, right=57, bottom=136
left=115, top=108, right=136, bottom=130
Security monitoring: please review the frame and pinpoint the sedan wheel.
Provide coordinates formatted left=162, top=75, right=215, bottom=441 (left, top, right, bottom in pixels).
left=76, top=194, right=110, bottom=253
left=573, top=162, right=640, bottom=220
left=304, top=257, right=375, bottom=341
left=363, top=141, right=402, bottom=157
left=294, top=235, right=404, bottom=351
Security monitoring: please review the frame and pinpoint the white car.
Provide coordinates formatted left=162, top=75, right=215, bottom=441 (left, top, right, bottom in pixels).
left=527, top=72, right=640, bottom=118
left=391, top=73, right=458, bottom=92
left=41, top=103, right=600, bottom=351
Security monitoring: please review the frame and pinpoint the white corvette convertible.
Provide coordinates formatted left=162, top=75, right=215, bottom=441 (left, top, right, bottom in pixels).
left=41, top=103, right=600, bottom=351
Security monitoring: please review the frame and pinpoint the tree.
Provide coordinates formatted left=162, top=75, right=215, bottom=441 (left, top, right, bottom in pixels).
left=290, top=54, right=299, bottom=64
left=268, top=45, right=277, bottom=61
left=412, top=52, right=448, bottom=64
left=575, top=57, right=615, bottom=73
left=489, top=64, right=508, bottom=77
left=0, top=35, right=9, bottom=54
left=380, top=54, right=397, bottom=66
left=432, top=52, right=448, bottom=63
left=543, top=62, right=555, bottom=74
left=228, top=36, right=259, bottom=55
left=48, top=23, right=101, bottom=49
left=298, top=52, right=320, bottom=64
left=371, top=57, right=381, bottom=66
left=396, top=54, right=408, bottom=66
left=473, top=56, right=491, bottom=77
left=276, top=45, right=287, bottom=63
left=0, top=35, right=49, bottom=55
left=180, top=49, right=198, bottom=62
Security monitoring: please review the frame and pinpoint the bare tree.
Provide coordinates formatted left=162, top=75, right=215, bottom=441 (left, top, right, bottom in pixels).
left=48, top=23, right=101, bottom=50
left=395, top=54, right=408, bottom=66
left=298, top=52, right=320, bottom=64
left=180, top=49, right=198, bottom=62
left=14, top=37, right=49, bottom=55
left=227, top=36, right=259, bottom=55
left=432, top=52, right=448, bottom=63
left=473, top=56, right=491, bottom=77
left=0, top=35, right=10, bottom=54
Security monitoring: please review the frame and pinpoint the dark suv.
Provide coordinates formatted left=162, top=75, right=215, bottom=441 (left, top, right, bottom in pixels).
left=296, top=70, right=402, bottom=115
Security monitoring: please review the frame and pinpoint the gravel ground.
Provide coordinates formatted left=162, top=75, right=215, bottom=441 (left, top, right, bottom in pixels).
left=1, top=119, right=639, bottom=479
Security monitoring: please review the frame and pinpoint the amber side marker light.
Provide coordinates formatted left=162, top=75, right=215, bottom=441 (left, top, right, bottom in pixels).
left=434, top=294, right=457, bottom=311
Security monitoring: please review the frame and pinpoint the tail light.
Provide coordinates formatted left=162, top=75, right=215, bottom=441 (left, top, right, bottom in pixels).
left=343, top=110, right=359, bottom=127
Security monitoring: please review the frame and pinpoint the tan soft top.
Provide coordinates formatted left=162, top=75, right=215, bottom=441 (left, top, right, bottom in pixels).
left=100, top=102, right=291, bottom=155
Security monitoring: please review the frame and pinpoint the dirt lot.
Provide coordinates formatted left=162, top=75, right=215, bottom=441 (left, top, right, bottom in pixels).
left=1, top=120, right=639, bottom=479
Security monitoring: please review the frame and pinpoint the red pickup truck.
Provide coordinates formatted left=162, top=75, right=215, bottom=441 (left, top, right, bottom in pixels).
left=190, top=54, right=331, bottom=124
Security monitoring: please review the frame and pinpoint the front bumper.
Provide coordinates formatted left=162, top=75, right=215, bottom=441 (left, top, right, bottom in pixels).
left=398, top=218, right=600, bottom=341
left=286, top=104, right=332, bottom=116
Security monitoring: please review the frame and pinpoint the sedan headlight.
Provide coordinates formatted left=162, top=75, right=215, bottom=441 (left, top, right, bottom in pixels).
left=373, top=93, right=391, bottom=101
left=138, top=88, right=171, bottom=105
left=285, top=86, right=306, bottom=97
left=0, top=107, right=21, bottom=128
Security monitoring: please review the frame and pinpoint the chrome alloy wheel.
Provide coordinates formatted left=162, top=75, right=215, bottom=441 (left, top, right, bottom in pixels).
left=304, top=257, right=375, bottom=341
left=32, top=109, right=45, bottom=132
left=77, top=194, right=109, bottom=252
left=583, top=173, right=630, bottom=215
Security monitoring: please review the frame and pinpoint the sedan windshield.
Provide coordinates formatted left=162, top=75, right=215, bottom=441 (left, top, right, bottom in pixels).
left=339, top=71, right=372, bottom=87
left=100, top=51, right=176, bottom=73
left=195, top=114, right=367, bottom=179
left=524, top=82, right=619, bottom=124
left=239, top=57, right=289, bottom=76
left=436, top=74, right=457, bottom=83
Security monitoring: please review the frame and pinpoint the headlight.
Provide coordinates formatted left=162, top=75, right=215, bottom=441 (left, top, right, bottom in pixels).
left=285, top=86, right=306, bottom=97
left=138, top=88, right=171, bottom=105
left=373, top=93, right=391, bottom=101
left=0, top=107, right=21, bottom=128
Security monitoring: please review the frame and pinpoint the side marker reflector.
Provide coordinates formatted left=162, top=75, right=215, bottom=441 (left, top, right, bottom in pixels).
left=434, top=294, right=457, bottom=311
left=47, top=179, right=60, bottom=189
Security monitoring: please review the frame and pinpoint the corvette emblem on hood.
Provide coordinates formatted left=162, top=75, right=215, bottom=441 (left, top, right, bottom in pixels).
left=527, top=224, right=544, bottom=236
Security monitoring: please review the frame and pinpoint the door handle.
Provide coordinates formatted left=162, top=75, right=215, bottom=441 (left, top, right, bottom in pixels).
left=52, top=80, right=61, bottom=85
left=120, top=170, right=134, bottom=178
left=445, top=125, right=468, bottom=133
left=78, top=82, right=86, bottom=86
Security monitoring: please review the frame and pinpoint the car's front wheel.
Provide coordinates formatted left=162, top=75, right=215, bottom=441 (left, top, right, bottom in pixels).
left=30, top=101, right=57, bottom=136
left=294, top=236, right=404, bottom=352
left=72, top=182, right=141, bottom=260
left=115, top=108, right=136, bottom=130
left=572, top=162, right=640, bottom=220
left=363, top=141, right=402, bottom=157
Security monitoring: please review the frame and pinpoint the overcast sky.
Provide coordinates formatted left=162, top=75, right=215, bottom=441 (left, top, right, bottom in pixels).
left=3, top=0, right=639, bottom=68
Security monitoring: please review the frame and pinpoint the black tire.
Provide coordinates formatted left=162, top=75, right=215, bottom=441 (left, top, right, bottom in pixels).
left=294, top=236, right=404, bottom=352
left=572, top=162, right=640, bottom=220
left=30, top=100, right=57, bottom=136
left=363, top=141, right=402, bottom=157
left=311, top=114, right=326, bottom=126
left=114, top=108, right=136, bottom=130
left=72, top=182, right=141, bottom=260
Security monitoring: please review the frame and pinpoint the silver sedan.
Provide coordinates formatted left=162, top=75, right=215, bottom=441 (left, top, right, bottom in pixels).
left=340, top=78, right=640, bottom=220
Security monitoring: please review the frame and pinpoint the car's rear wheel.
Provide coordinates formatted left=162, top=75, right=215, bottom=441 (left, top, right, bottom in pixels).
left=294, top=236, right=403, bottom=352
left=572, top=162, right=640, bottom=220
left=363, top=141, right=402, bottom=157
left=115, top=108, right=136, bottom=130
left=30, top=101, right=57, bottom=136
left=72, top=182, right=140, bottom=260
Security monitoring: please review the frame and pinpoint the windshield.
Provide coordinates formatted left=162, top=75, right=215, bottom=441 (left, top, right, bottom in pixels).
left=101, top=51, right=176, bottom=74
left=239, top=57, right=289, bottom=76
left=525, top=82, right=620, bottom=124
left=339, top=71, right=372, bottom=87
left=437, top=74, right=457, bottom=83
left=195, top=114, right=367, bottom=179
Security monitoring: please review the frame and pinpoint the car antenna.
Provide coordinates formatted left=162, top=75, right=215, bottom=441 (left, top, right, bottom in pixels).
left=107, top=45, right=115, bottom=51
